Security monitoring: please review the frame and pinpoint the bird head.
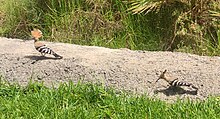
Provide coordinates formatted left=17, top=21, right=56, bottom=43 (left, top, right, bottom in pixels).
left=31, top=28, right=42, bottom=40
left=156, top=69, right=167, bottom=83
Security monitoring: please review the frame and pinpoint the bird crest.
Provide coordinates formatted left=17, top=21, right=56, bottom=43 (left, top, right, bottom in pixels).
left=156, top=70, right=176, bottom=83
left=31, top=28, right=42, bottom=39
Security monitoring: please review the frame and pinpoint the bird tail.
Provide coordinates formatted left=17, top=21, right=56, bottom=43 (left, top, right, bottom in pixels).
left=182, top=82, right=198, bottom=90
left=53, top=53, right=63, bottom=59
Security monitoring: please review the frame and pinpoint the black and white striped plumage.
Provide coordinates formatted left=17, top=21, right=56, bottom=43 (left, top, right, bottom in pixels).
left=156, top=70, right=198, bottom=90
left=170, top=78, right=198, bottom=90
left=35, top=45, right=62, bottom=58
left=31, top=28, right=63, bottom=59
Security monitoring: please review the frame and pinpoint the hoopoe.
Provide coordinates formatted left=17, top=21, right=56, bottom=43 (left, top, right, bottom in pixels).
left=31, top=28, right=63, bottom=59
left=156, top=70, right=198, bottom=90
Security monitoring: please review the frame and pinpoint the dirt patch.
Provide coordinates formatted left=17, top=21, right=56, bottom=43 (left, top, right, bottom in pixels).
left=0, top=37, right=220, bottom=102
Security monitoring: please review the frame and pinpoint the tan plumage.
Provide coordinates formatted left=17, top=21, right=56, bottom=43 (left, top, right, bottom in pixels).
left=31, top=28, right=63, bottom=59
left=34, top=41, right=45, bottom=49
left=156, top=70, right=175, bottom=84
left=156, top=70, right=198, bottom=90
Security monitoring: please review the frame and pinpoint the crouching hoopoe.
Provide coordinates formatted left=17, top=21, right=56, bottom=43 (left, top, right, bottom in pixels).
left=156, top=70, right=198, bottom=90
left=31, top=28, right=63, bottom=59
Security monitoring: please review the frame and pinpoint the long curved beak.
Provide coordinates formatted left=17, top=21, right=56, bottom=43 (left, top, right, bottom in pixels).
left=155, top=78, right=160, bottom=83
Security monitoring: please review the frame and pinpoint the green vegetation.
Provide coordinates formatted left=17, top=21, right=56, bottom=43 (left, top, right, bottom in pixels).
left=1, top=1, right=220, bottom=118
left=0, top=78, right=219, bottom=119
left=0, top=0, right=220, bottom=54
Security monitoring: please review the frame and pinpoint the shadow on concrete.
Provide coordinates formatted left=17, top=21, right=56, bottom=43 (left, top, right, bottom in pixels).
left=154, top=86, right=198, bottom=96
left=24, top=55, right=61, bottom=64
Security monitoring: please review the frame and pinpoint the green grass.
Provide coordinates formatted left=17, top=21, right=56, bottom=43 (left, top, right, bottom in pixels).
left=0, top=0, right=162, bottom=51
left=0, top=78, right=219, bottom=119
left=0, top=0, right=220, bottom=55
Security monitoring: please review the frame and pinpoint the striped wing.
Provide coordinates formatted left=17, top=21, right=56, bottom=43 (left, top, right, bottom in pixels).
left=170, top=79, right=191, bottom=87
left=36, top=45, right=54, bottom=55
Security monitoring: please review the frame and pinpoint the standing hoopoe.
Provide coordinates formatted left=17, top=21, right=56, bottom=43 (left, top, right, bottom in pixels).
left=156, top=70, right=198, bottom=90
left=31, top=28, right=63, bottom=59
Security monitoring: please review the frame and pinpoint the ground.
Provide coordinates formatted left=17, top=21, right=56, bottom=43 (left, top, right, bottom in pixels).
left=0, top=37, right=220, bottom=102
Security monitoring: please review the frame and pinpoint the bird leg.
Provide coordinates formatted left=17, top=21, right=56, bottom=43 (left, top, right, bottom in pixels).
left=41, top=52, right=46, bottom=56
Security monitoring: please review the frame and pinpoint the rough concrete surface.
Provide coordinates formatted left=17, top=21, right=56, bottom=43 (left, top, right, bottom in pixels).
left=0, top=37, right=220, bottom=102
